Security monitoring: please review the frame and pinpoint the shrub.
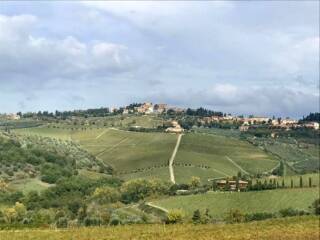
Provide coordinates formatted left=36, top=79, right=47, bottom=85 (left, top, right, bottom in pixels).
left=109, top=215, right=121, bottom=226
left=166, top=209, right=185, bottom=224
left=279, top=208, right=306, bottom=217
left=245, top=212, right=274, bottom=222
left=56, top=217, right=68, bottom=228
left=225, top=209, right=245, bottom=223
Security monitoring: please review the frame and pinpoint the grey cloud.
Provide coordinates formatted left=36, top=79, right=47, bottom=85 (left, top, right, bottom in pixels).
left=145, top=84, right=319, bottom=118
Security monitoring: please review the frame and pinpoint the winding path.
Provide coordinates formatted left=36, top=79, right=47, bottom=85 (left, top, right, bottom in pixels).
left=169, top=134, right=182, bottom=184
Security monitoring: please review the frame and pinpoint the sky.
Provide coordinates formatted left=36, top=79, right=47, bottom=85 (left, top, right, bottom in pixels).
left=0, top=1, right=319, bottom=118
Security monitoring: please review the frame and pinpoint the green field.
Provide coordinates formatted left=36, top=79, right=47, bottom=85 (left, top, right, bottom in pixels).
left=174, top=133, right=279, bottom=183
left=0, top=216, right=318, bottom=240
left=72, top=129, right=177, bottom=178
left=153, top=188, right=318, bottom=219
left=13, top=126, right=284, bottom=183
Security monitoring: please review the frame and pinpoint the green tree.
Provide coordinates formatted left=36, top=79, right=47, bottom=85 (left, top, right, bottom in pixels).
left=202, top=208, right=212, bottom=224
left=311, top=199, right=320, bottom=215
left=92, top=186, right=120, bottom=204
left=14, top=202, right=27, bottom=221
left=309, top=177, right=312, bottom=187
left=299, top=176, right=303, bottom=188
left=291, top=179, right=294, bottom=188
left=192, top=209, right=201, bottom=224
left=190, top=176, right=201, bottom=188
left=282, top=179, right=285, bottom=188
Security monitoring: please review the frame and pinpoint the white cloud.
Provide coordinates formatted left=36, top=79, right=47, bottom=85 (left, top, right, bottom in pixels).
left=0, top=14, right=133, bottom=89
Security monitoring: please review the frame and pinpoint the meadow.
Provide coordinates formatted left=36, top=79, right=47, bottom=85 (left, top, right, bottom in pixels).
left=0, top=216, right=318, bottom=240
left=153, top=188, right=318, bottom=218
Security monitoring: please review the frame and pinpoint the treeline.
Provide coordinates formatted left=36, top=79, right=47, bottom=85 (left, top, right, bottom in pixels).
left=19, top=108, right=113, bottom=119
left=186, top=107, right=223, bottom=117
left=301, top=112, right=320, bottom=122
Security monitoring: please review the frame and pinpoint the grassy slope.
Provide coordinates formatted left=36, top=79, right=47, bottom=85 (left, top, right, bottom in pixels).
left=174, top=133, right=279, bottom=183
left=73, top=129, right=177, bottom=179
left=8, top=178, right=53, bottom=194
left=154, top=188, right=318, bottom=218
left=0, top=216, right=318, bottom=240
left=14, top=127, right=72, bottom=140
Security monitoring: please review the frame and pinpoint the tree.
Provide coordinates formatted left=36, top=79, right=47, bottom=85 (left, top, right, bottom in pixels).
left=14, top=202, right=27, bottom=221
left=212, top=181, right=217, bottom=191
left=311, top=199, right=320, bottom=215
left=92, top=186, right=120, bottom=204
left=192, top=209, right=201, bottom=224
left=282, top=179, right=285, bottom=188
left=120, top=179, right=151, bottom=203
left=309, top=177, right=312, bottom=187
left=299, top=176, right=303, bottom=188
left=202, top=208, right=212, bottom=224
left=190, top=176, right=201, bottom=188
left=166, top=209, right=185, bottom=224
left=290, top=179, right=294, bottom=188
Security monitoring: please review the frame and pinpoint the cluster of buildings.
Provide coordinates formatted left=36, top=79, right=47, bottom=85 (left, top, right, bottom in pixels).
left=201, top=115, right=319, bottom=131
left=1, top=113, right=21, bottom=120
left=117, top=103, right=168, bottom=115
left=213, top=179, right=249, bottom=191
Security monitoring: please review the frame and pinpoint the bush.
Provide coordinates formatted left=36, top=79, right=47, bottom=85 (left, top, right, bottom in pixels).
left=279, top=208, right=306, bottom=217
left=245, top=212, right=274, bottom=222
left=166, top=209, right=185, bottom=224
left=56, top=217, right=68, bottom=228
left=225, top=209, right=245, bottom=223
left=109, top=215, right=121, bottom=226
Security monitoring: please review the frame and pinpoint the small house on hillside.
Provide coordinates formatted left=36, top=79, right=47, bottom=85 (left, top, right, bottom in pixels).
left=215, top=179, right=248, bottom=191
left=165, top=120, right=184, bottom=133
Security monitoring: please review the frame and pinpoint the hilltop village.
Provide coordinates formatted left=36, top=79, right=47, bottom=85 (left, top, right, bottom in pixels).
left=2, top=102, right=318, bottom=133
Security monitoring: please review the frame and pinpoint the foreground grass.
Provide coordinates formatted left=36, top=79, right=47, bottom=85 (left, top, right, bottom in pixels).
left=0, top=216, right=318, bottom=240
left=154, top=188, right=318, bottom=218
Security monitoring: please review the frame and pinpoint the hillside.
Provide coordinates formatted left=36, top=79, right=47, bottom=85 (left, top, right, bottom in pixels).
left=13, top=125, right=282, bottom=183
left=153, top=188, right=318, bottom=219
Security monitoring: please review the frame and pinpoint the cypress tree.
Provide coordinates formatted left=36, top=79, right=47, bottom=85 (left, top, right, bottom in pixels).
left=192, top=209, right=201, bottom=224
left=299, top=176, right=303, bottom=188
left=309, top=177, right=312, bottom=187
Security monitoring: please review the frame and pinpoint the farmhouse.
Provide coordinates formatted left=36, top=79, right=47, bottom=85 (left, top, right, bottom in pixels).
left=153, top=103, right=167, bottom=114
left=6, top=113, right=20, bottom=120
left=165, top=120, right=184, bottom=133
left=304, top=122, right=319, bottom=130
left=215, top=179, right=248, bottom=191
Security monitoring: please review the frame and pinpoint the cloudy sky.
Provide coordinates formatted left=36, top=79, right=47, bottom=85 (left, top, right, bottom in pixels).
left=0, top=1, right=319, bottom=117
